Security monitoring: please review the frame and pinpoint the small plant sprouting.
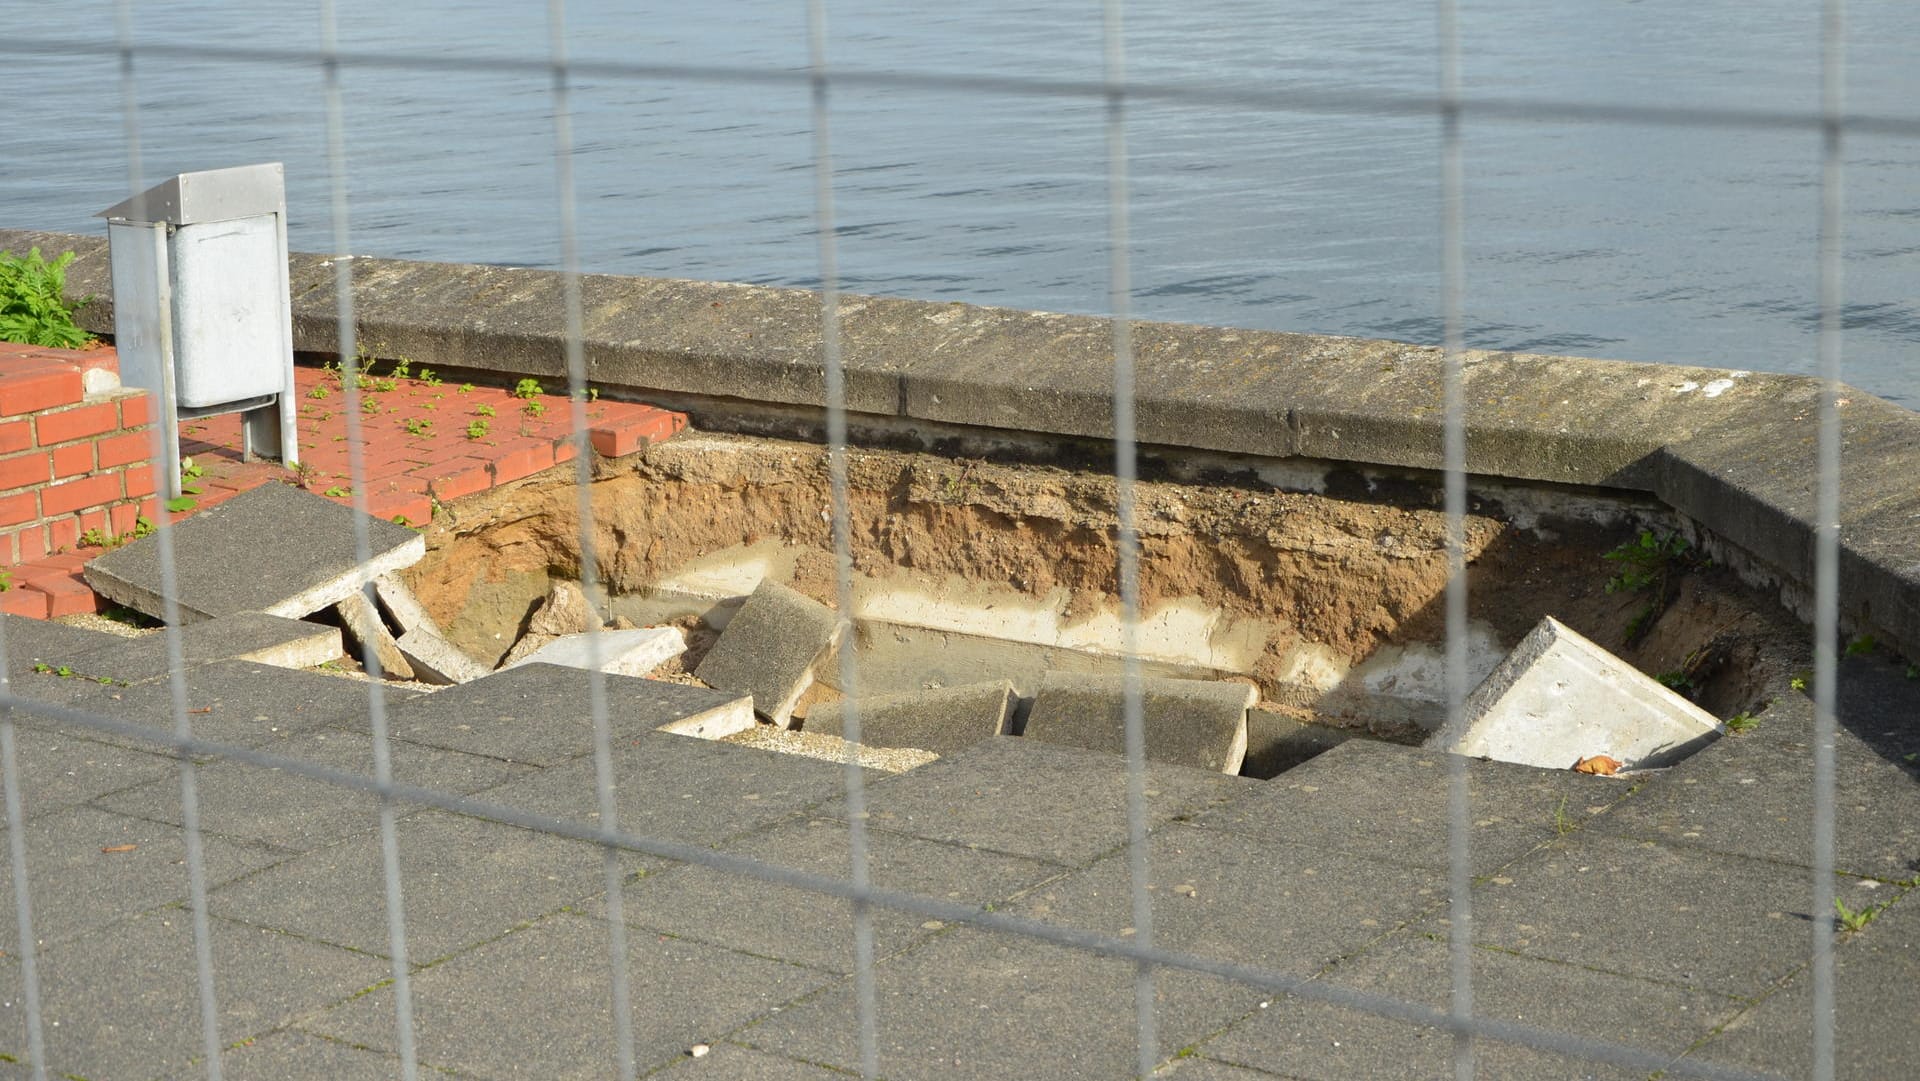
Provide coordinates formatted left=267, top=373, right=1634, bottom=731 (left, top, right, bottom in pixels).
left=1791, top=672, right=1811, bottom=692
left=362, top=396, right=382, bottom=416
left=1552, top=796, right=1578, bottom=837
left=522, top=398, right=547, bottom=419
left=418, top=367, right=442, bottom=387
left=474, top=403, right=496, bottom=417
left=513, top=378, right=544, bottom=399
left=458, top=383, right=475, bottom=394
left=1725, top=710, right=1760, bottom=733
left=403, top=417, right=433, bottom=437
left=324, top=486, right=352, bottom=498
left=388, top=356, right=412, bottom=380
left=1907, top=664, right=1920, bottom=681
left=31, top=663, right=75, bottom=679
left=164, top=495, right=197, bottom=514
left=1602, top=529, right=1703, bottom=646
left=0, top=569, right=11, bottom=593
left=1655, top=670, right=1696, bottom=696
left=1834, top=897, right=1885, bottom=934
left=308, top=384, right=330, bottom=400
left=466, top=419, right=490, bottom=440
left=1844, top=634, right=1878, bottom=657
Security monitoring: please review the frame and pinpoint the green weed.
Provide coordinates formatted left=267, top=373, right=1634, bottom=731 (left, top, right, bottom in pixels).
left=324, top=486, right=352, bottom=498
left=1834, top=897, right=1886, bottom=934
left=1845, top=634, right=1878, bottom=657
left=474, top=403, right=496, bottom=417
left=466, top=419, right=490, bottom=440
left=1724, top=711, right=1760, bottom=733
left=0, top=247, right=92, bottom=348
left=403, top=417, right=433, bottom=437
left=513, top=378, right=544, bottom=399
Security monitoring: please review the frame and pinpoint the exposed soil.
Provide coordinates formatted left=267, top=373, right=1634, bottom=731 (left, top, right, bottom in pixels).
left=403, top=430, right=1799, bottom=724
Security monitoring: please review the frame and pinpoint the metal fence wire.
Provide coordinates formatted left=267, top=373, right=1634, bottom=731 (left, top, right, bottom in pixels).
left=0, top=2, right=1877, bottom=1079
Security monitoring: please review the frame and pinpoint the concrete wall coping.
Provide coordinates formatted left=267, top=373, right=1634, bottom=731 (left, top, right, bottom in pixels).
left=6, top=227, right=1916, bottom=659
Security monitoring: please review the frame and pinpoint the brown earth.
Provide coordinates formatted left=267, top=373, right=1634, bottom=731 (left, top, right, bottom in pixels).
left=403, top=430, right=1797, bottom=720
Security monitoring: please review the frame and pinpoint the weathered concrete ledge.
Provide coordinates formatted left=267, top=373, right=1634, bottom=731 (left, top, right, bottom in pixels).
left=6, top=227, right=1917, bottom=660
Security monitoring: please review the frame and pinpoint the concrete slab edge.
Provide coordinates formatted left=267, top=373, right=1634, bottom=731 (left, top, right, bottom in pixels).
left=10, top=228, right=1916, bottom=661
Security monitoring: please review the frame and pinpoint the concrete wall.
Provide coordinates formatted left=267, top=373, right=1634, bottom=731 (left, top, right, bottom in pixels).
left=5, top=227, right=1917, bottom=660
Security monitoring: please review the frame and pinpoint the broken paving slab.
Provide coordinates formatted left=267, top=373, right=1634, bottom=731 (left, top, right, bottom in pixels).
left=805, top=679, right=1015, bottom=757
left=49, top=612, right=341, bottom=683
left=372, top=573, right=488, bottom=683
left=1021, top=672, right=1256, bottom=774
left=694, top=578, right=842, bottom=728
left=1429, top=615, right=1723, bottom=772
left=335, top=589, right=415, bottom=681
left=505, top=626, right=686, bottom=678
left=384, top=662, right=753, bottom=766
left=83, top=482, right=425, bottom=623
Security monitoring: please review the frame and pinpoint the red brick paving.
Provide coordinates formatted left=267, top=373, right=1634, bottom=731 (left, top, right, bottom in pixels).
left=2, top=354, right=687, bottom=619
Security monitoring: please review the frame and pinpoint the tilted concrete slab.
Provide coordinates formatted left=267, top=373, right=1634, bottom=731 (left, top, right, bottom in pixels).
left=384, top=662, right=752, bottom=766
left=505, top=626, right=686, bottom=678
left=374, top=571, right=490, bottom=683
left=1022, top=672, right=1255, bottom=774
left=804, top=679, right=1014, bottom=757
left=1431, top=616, right=1723, bottom=771
left=83, top=482, right=425, bottom=623
left=334, top=588, right=415, bottom=681
left=47, top=612, right=341, bottom=683
left=694, top=578, right=842, bottom=728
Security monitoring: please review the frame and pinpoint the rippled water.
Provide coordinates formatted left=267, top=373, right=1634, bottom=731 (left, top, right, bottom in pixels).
left=5, top=1, right=1917, bottom=403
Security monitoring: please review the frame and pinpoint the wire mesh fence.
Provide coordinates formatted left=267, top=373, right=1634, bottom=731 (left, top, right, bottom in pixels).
left=0, top=3, right=1889, bottom=1079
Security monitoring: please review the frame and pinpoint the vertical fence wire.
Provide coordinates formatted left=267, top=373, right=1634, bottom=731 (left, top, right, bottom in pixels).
left=1809, top=2, right=1847, bottom=1079
left=0, top=624, right=48, bottom=1081
left=1435, top=2, right=1477, bottom=1078
left=543, top=3, right=638, bottom=1077
left=111, top=4, right=228, bottom=1076
left=805, top=4, right=882, bottom=1078
left=1101, top=3, right=1159, bottom=1076
left=316, top=4, right=420, bottom=1077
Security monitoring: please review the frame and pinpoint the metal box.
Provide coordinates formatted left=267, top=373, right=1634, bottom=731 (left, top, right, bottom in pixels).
left=100, top=163, right=299, bottom=496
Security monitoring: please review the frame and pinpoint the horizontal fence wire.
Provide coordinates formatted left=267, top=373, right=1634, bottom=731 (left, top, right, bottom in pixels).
left=1, top=11, right=1871, bottom=1079
left=0, top=695, right=1791, bottom=1081
left=6, top=34, right=1920, bottom=138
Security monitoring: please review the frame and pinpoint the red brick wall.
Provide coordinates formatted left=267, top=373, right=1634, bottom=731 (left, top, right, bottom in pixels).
left=0, top=349, right=157, bottom=568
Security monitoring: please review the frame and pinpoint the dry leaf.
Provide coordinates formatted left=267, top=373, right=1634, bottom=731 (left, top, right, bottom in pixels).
left=188, top=707, right=213, bottom=714
left=1572, top=754, right=1622, bottom=776
left=101, top=844, right=138, bottom=854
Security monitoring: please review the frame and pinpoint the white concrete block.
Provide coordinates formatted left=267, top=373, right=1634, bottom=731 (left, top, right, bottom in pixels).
left=1431, top=616, right=1722, bottom=772
left=506, top=626, right=687, bottom=678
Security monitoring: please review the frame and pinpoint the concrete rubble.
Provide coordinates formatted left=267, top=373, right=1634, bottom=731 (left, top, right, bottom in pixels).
left=1432, top=615, right=1724, bottom=772
left=506, top=626, right=686, bottom=679
left=83, top=482, right=425, bottom=623
left=500, top=580, right=598, bottom=668
left=1021, top=672, right=1256, bottom=774
left=334, top=588, right=414, bottom=682
left=805, top=679, right=1016, bottom=757
left=694, top=578, right=842, bottom=728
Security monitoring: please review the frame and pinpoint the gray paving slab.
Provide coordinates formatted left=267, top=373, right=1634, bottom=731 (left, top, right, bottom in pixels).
left=1012, top=823, right=1438, bottom=977
left=1150, top=1058, right=1277, bottom=1080
left=0, top=726, right=176, bottom=821
left=165, top=1030, right=423, bottom=1081
left=1434, top=832, right=1888, bottom=999
left=650, top=1041, right=851, bottom=1080
left=695, top=578, right=842, bottom=727
left=7, top=910, right=387, bottom=1081
left=46, top=612, right=342, bottom=684
left=804, top=679, right=1015, bottom=757
left=209, top=809, right=642, bottom=964
left=594, top=815, right=1064, bottom=974
left=821, top=736, right=1259, bottom=866
left=84, top=482, right=426, bottom=622
left=1023, top=672, right=1255, bottom=774
left=3, top=659, right=416, bottom=753
left=1591, top=718, right=1920, bottom=881
left=0, top=805, right=283, bottom=953
left=384, top=662, right=751, bottom=766
left=304, top=910, right=832, bottom=1080
left=1190, top=739, right=1629, bottom=876
left=1242, top=711, right=1353, bottom=779
left=1436, top=615, right=1722, bottom=771
left=0, top=613, right=124, bottom=678
left=1198, top=931, right=1744, bottom=1081
left=93, top=727, right=535, bottom=851
left=1681, top=889, right=1920, bottom=1081
left=740, top=925, right=1260, bottom=1081
left=478, top=729, right=858, bottom=847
